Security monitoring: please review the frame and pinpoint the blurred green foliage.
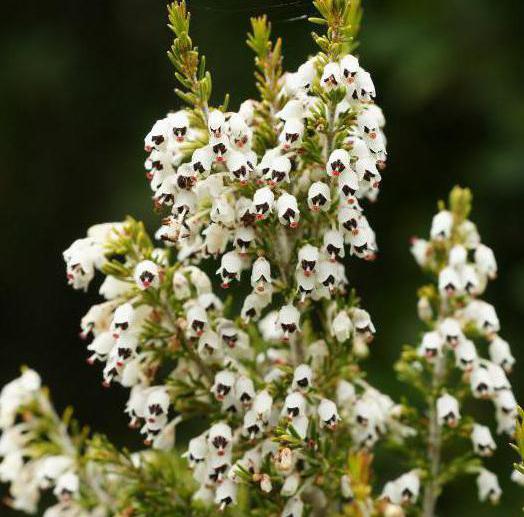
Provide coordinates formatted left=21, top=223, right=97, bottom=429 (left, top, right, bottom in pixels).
left=0, top=0, right=523, bottom=514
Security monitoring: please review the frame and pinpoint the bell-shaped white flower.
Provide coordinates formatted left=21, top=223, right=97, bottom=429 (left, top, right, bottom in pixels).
left=332, top=311, right=353, bottom=343
left=470, top=366, right=494, bottom=399
left=477, top=469, right=501, bottom=504
left=279, top=118, right=304, bottom=151
left=439, top=318, right=464, bottom=348
left=212, top=371, right=236, bottom=402
left=282, top=496, right=304, bottom=517
left=317, top=398, right=340, bottom=430
left=430, top=210, right=453, bottom=240
left=215, top=479, right=237, bottom=510
left=235, top=376, right=255, bottom=407
left=134, top=260, right=160, bottom=290
left=208, top=110, right=226, bottom=140
left=281, top=472, right=300, bottom=497
left=53, top=472, right=79, bottom=501
left=340, top=54, right=359, bottom=88
left=234, top=226, right=256, bottom=256
left=355, top=67, right=375, bottom=101
left=323, top=230, right=345, bottom=262
left=307, top=181, right=331, bottom=212
left=338, top=170, right=360, bottom=205
left=471, top=424, right=496, bottom=456
left=277, top=304, right=301, bottom=342
left=410, top=238, right=430, bottom=267
left=489, top=335, right=515, bottom=373
left=277, top=192, right=300, bottom=228
left=267, top=155, right=292, bottom=186
left=253, top=390, right=273, bottom=423
left=282, top=392, right=306, bottom=420
left=144, top=118, right=169, bottom=152
left=338, top=205, right=362, bottom=234
left=437, top=393, right=460, bottom=427
left=216, top=251, right=242, bottom=288
left=191, top=145, right=214, bottom=175
left=454, top=339, right=478, bottom=371
left=396, top=470, right=420, bottom=504
left=208, top=422, right=233, bottom=456
left=251, top=257, right=272, bottom=294
left=227, top=151, right=250, bottom=184
left=321, top=62, right=342, bottom=90
left=327, top=149, right=350, bottom=177
left=252, top=187, right=275, bottom=221
left=418, top=331, right=443, bottom=360
left=186, top=303, right=208, bottom=337
left=297, top=244, right=319, bottom=277
left=292, top=364, right=313, bottom=391
left=438, top=266, right=462, bottom=297
left=111, top=303, right=135, bottom=339
left=475, top=244, right=497, bottom=279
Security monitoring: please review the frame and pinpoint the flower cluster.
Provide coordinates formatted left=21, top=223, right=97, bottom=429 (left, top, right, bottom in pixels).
left=0, top=370, right=101, bottom=516
left=58, top=0, right=406, bottom=514
left=392, top=186, right=519, bottom=514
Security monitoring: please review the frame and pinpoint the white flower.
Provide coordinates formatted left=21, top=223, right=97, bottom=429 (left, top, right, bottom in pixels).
left=145, top=388, right=170, bottom=424
left=476, top=468, right=501, bottom=504
left=439, top=318, right=464, bottom=348
left=410, top=238, right=430, bottom=267
left=234, top=226, right=256, bottom=256
left=267, top=156, right=291, bottom=186
left=355, top=68, right=375, bottom=101
left=208, top=422, right=233, bottom=456
left=281, top=472, right=300, bottom=496
left=191, top=145, right=214, bottom=175
left=277, top=305, right=301, bottom=342
left=471, top=424, right=496, bottom=456
left=317, top=398, right=340, bottom=430
left=430, top=210, right=453, bottom=240
left=282, top=392, right=306, bottom=420
left=469, top=366, right=493, bottom=399
left=276, top=193, right=300, bottom=228
left=167, top=110, right=189, bottom=142
left=184, top=435, right=208, bottom=468
left=53, top=472, right=79, bottom=501
left=279, top=118, right=304, bottom=151
left=321, top=62, right=342, bottom=90
left=338, top=205, right=362, bottom=234
left=327, top=149, right=350, bottom=177
left=307, top=181, right=331, bottom=212
left=253, top=390, right=273, bottom=423
left=144, top=118, right=169, bottom=152
left=323, top=230, right=345, bottom=261
left=134, top=260, right=160, bottom=290
left=292, top=364, right=313, bottom=391
left=511, top=469, right=524, bottom=486
left=208, top=110, right=226, bottom=140
left=282, top=496, right=304, bottom=517
left=340, top=54, right=359, bottom=87
left=235, top=376, right=255, bottom=407
left=418, top=331, right=443, bottom=360
left=252, top=187, right=275, bottom=221
left=475, top=244, right=497, bottom=279
left=332, top=311, right=353, bottom=343
left=336, top=380, right=356, bottom=407
left=449, top=244, right=467, bottom=268
left=212, top=371, right=236, bottom=402
left=216, top=251, right=242, bottom=288
left=338, top=170, right=360, bottom=205
left=436, top=394, right=460, bottom=427
left=489, top=335, right=514, bottom=373
left=215, top=479, right=237, bottom=510
left=454, top=339, right=478, bottom=371
left=438, top=266, right=462, bottom=297
left=494, top=389, right=517, bottom=418
left=185, top=303, right=208, bottom=337
left=259, top=473, right=272, bottom=493
left=396, top=470, right=420, bottom=504
left=340, top=474, right=353, bottom=501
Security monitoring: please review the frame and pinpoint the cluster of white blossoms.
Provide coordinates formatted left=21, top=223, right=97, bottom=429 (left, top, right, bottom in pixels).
left=56, top=18, right=403, bottom=511
left=0, top=370, right=102, bottom=516
left=407, top=197, right=518, bottom=505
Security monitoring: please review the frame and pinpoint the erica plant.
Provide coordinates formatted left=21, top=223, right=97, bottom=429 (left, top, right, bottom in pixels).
left=0, top=2, right=520, bottom=517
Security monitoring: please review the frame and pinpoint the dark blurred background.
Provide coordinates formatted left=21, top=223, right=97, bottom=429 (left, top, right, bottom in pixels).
left=1, top=0, right=523, bottom=514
